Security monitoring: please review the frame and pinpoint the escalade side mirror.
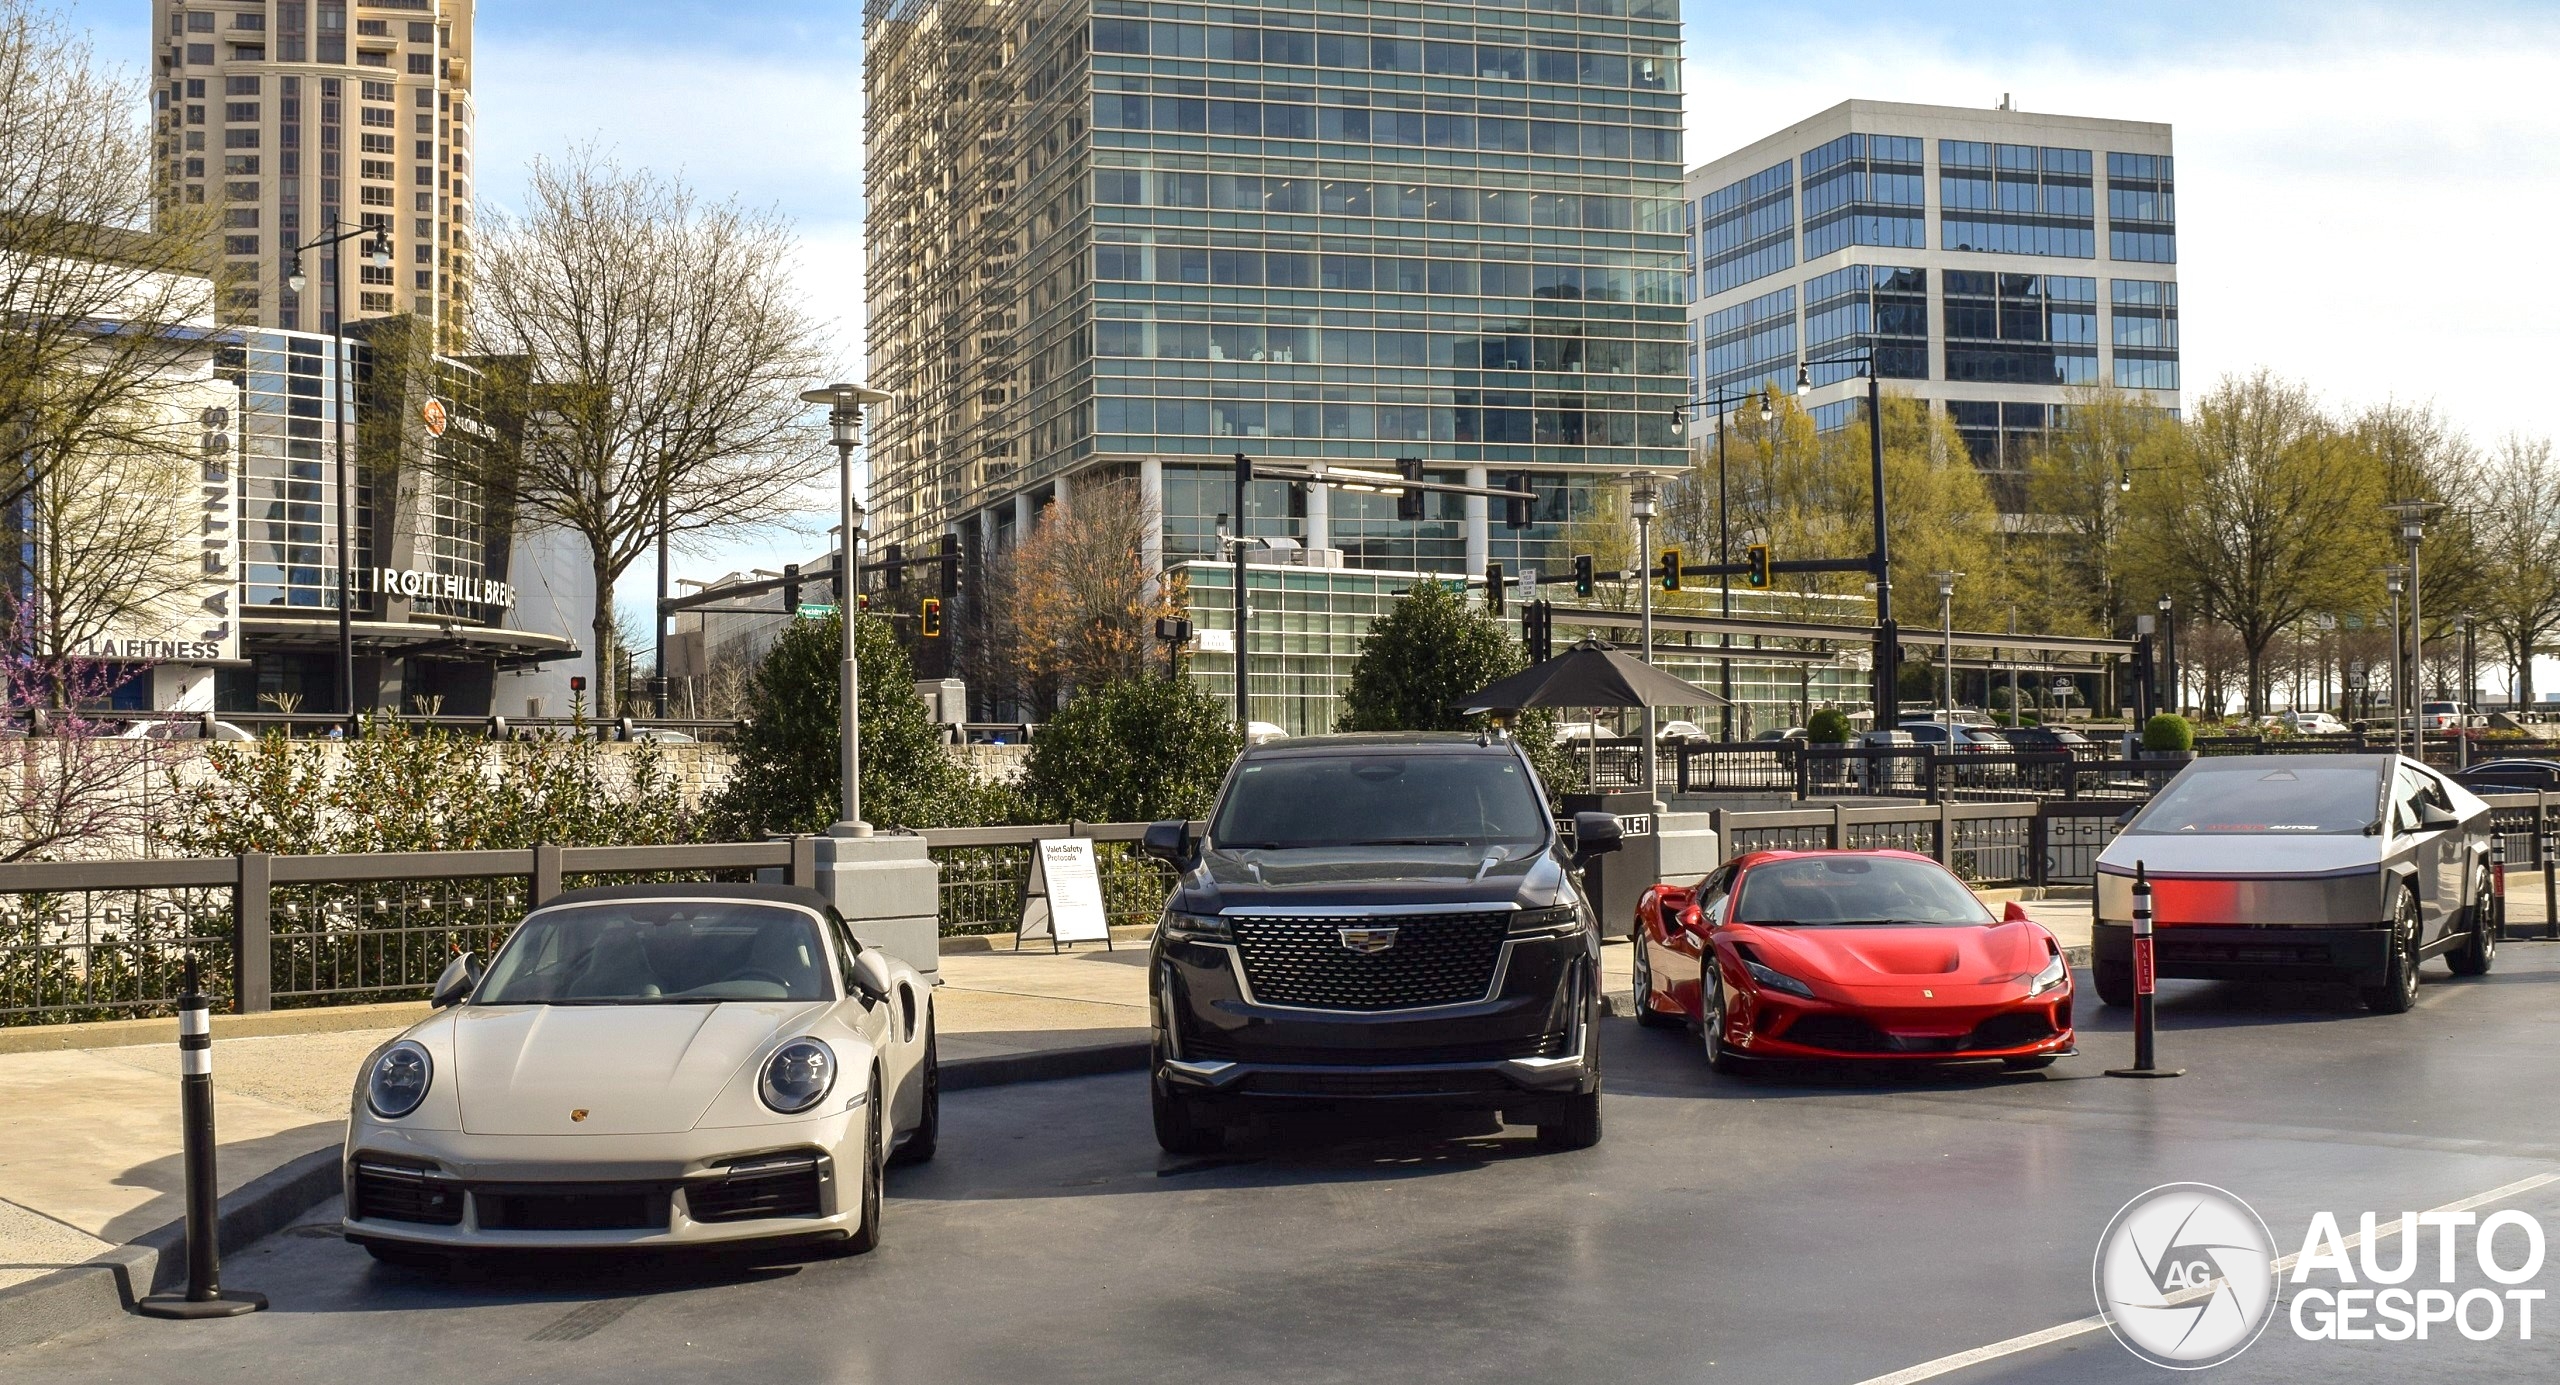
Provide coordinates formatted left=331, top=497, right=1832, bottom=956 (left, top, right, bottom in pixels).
left=1570, top=811, right=1623, bottom=865
left=429, top=953, right=481, bottom=1010
left=1141, top=819, right=1192, bottom=865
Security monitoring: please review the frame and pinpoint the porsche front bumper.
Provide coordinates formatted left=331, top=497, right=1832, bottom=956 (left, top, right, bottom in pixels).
left=342, top=1110, right=866, bottom=1251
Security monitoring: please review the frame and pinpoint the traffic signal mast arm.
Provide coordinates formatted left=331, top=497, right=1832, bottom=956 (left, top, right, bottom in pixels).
left=1668, top=556, right=1868, bottom=579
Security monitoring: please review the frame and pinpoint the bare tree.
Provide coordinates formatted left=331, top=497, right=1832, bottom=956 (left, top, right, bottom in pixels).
left=0, top=3, right=234, bottom=672
left=2467, top=436, right=2560, bottom=704
left=974, top=480, right=1182, bottom=708
left=464, top=147, right=832, bottom=715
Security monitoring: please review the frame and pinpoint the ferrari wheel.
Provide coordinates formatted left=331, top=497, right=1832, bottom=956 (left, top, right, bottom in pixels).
left=1630, top=937, right=1681, bottom=1030
left=1699, top=971, right=1745, bottom=1075
left=2093, top=953, right=2134, bottom=1008
left=2361, top=891, right=2422, bottom=1014
left=2447, top=874, right=2497, bottom=977
left=844, top=1069, right=885, bottom=1254
left=888, top=1011, right=939, bottom=1166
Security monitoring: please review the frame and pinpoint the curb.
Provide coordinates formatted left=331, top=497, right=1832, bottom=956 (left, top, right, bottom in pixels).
left=942, top=1039, right=1151, bottom=1091
left=940, top=924, right=1155, bottom=954
left=0, top=1002, right=430, bottom=1056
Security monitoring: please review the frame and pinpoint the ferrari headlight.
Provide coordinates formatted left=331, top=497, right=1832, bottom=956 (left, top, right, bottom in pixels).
left=1743, top=957, right=1817, bottom=999
left=759, top=1038, right=837, bottom=1114
left=1161, top=910, right=1232, bottom=943
left=2028, top=951, right=2070, bottom=997
left=1507, top=905, right=1583, bottom=937
left=366, top=1041, right=433, bottom=1119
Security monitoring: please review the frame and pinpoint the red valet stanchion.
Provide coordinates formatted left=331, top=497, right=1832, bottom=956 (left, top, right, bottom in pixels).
left=137, top=960, right=268, bottom=1319
left=2107, top=862, right=2184, bottom=1079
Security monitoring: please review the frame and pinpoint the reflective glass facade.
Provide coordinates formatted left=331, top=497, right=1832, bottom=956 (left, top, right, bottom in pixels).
left=1939, top=141, right=2095, bottom=259
left=1941, top=271, right=2098, bottom=386
left=1693, top=160, right=1793, bottom=297
left=1696, top=285, right=1794, bottom=398
left=1802, top=134, right=1924, bottom=257
left=869, top=0, right=1690, bottom=570
left=2106, top=153, right=2176, bottom=263
left=1804, top=264, right=1926, bottom=384
left=2110, top=278, right=2179, bottom=389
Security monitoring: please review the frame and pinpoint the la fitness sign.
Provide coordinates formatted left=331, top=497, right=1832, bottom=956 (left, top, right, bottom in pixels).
left=371, top=566, right=516, bottom=610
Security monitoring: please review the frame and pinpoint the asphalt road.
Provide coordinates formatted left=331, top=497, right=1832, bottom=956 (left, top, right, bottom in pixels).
left=8, top=947, right=2559, bottom=1385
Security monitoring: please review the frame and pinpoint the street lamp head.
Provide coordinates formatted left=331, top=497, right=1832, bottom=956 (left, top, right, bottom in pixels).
left=364, top=231, right=393, bottom=269
left=800, top=382, right=893, bottom=451
left=1794, top=362, right=1812, bottom=397
left=1759, top=390, right=1775, bottom=424
left=285, top=258, right=306, bottom=295
left=1667, top=411, right=1685, bottom=439
left=2157, top=595, right=2172, bottom=613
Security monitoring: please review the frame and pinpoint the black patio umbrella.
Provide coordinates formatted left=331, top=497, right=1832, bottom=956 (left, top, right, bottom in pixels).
left=1459, top=637, right=1728, bottom=715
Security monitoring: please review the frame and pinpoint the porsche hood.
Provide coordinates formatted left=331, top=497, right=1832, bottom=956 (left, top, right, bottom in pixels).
left=447, top=1001, right=829, bottom=1136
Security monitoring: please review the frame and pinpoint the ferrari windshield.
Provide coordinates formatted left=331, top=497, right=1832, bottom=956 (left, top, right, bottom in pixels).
left=1210, top=753, right=1548, bottom=850
left=1731, top=856, right=1995, bottom=926
left=2127, top=762, right=2384, bottom=835
left=475, top=902, right=835, bottom=1004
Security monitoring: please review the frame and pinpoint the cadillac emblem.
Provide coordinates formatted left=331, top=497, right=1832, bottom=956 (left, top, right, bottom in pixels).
left=1337, top=926, right=1399, bottom=955
left=570, top=1108, right=589, bottom=1123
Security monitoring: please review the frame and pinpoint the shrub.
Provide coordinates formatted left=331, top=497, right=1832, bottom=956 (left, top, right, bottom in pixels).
left=2142, top=712, right=2195, bottom=753
left=1334, top=579, right=1576, bottom=798
left=1019, top=676, right=1240, bottom=824
left=1806, top=708, right=1855, bottom=744
left=708, top=612, right=984, bottom=836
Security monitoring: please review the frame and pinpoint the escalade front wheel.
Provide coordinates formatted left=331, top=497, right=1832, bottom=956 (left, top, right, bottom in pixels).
left=1533, top=1090, right=1602, bottom=1152
left=1151, top=1048, right=1226, bottom=1155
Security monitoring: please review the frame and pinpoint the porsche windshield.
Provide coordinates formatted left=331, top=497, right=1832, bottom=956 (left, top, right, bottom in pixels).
left=1210, top=753, right=1548, bottom=850
left=2127, top=762, right=2385, bottom=835
left=475, top=902, right=834, bottom=1004
left=1731, top=856, right=1995, bottom=926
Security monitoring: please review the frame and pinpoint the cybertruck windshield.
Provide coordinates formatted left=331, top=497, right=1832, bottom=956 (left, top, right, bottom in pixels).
left=2125, top=762, right=2385, bottom=836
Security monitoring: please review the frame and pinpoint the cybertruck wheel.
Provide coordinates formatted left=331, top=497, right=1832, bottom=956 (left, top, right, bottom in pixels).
left=2361, top=892, right=2422, bottom=1015
left=2093, top=953, right=2135, bottom=1008
left=2447, top=875, right=2497, bottom=978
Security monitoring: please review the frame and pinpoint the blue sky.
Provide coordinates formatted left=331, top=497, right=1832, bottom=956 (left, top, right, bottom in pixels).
left=54, top=0, right=2560, bottom=617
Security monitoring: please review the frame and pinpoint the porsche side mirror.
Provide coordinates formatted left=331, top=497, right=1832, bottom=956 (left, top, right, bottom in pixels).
left=1141, top=819, right=1191, bottom=865
left=429, top=953, right=480, bottom=1009
left=849, top=949, right=894, bottom=1003
left=1570, top=811, right=1623, bottom=864
left=2002, top=901, right=2032, bottom=923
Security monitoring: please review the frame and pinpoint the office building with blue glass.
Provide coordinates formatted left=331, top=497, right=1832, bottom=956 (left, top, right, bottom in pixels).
left=864, top=0, right=1690, bottom=726
left=1685, top=100, right=2179, bottom=506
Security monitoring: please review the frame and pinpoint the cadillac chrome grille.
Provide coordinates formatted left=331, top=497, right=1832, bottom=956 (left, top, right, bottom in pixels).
left=1230, top=912, right=1510, bottom=1010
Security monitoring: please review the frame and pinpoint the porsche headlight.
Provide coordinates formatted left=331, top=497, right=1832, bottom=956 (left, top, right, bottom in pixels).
left=759, top=1038, right=837, bottom=1114
left=2028, top=951, right=2070, bottom=997
left=1161, top=910, right=1232, bottom=943
left=366, top=1041, right=433, bottom=1119
left=1743, top=957, right=1817, bottom=1000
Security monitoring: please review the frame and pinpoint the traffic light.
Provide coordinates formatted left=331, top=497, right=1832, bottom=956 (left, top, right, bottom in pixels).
left=1658, top=548, right=1683, bottom=593
left=1503, top=473, right=1534, bottom=531
left=1484, top=562, right=1505, bottom=617
left=882, top=543, right=904, bottom=590
left=1395, top=457, right=1424, bottom=522
left=1745, top=543, right=1771, bottom=589
left=938, top=533, right=961, bottom=599
left=919, top=597, right=944, bottom=638
left=1572, top=554, right=1595, bottom=597
left=1522, top=600, right=1554, bottom=663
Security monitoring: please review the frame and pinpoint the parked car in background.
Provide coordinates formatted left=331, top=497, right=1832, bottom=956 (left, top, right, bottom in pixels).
left=1245, top=721, right=1291, bottom=746
left=1895, top=721, right=2012, bottom=751
left=2285, top=711, right=2350, bottom=735
left=1142, top=733, right=1619, bottom=1154
left=1657, top=720, right=1709, bottom=741
left=1754, top=727, right=1807, bottom=743
left=1630, top=850, right=2076, bottom=1072
left=1993, top=724, right=2090, bottom=753
left=2453, top=759, right=2560, bottom=795
left=116, top=716, right=252, bottom=741
left=2419, top=702, right=2470, bottom=732
left=2093, top=755, right=2495, bottom=1014
left=341, top=884, right=940, bottom=1264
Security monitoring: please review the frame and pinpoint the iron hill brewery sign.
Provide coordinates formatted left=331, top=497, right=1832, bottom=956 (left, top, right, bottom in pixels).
left=371, top=566, right=517, bottom=610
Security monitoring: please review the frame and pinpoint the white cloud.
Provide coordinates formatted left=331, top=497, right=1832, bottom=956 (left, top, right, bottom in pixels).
left=1685, top=16, right=2560, bottom=444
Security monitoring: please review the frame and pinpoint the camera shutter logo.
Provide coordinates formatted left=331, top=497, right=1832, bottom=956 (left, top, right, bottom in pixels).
left=2093, top=1183, right=2280, bottom=1369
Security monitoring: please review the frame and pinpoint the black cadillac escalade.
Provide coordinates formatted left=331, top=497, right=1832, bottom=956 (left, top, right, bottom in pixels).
left=1140, top=732, right=1621, bottom=1154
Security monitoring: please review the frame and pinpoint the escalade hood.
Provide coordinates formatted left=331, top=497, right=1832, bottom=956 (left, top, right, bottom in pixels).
left=1182, top=845, right=1568, bottom=912
left=452, top=1001, right=828, bottom=1136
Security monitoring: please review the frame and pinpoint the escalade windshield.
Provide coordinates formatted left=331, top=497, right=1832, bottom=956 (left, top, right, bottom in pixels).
left=1210, top=753, right=1548, bottom=851
left=2126, top=763, right=2384, bottom=835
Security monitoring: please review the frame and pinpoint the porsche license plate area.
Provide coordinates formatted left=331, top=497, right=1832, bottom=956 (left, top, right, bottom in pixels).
left=475, top=1185, right=670, bottom=1232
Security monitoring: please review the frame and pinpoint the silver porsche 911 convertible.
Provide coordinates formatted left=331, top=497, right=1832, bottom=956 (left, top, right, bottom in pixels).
left=2094, top=754, right=2497, bottom=1014
left=342, top=884, right=938, bottom=1263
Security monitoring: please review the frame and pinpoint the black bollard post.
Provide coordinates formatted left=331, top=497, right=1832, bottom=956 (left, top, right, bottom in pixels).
left=2107, top=861, right=2184, bottom=1079
left=2544, top=827, right=2558, bottom=942
left=137, top=960, right=268, bottom=1319
left=2492, top=832, right=2508, bottom=940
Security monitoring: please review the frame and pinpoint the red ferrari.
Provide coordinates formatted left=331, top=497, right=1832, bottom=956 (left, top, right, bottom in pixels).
left=1630, top=850, right=2076, bottom=1072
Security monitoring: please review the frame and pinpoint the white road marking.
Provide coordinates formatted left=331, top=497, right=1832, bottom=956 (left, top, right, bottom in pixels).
left=1848, top=1170, right=2560, bottom=1385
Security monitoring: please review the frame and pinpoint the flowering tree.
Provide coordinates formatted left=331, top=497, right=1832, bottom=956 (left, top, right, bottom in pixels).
left=0, top=599, right=167, bottom=862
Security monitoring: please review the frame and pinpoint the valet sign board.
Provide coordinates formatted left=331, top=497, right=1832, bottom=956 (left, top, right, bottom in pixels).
left=1015, top=838, right=1114, bottom=951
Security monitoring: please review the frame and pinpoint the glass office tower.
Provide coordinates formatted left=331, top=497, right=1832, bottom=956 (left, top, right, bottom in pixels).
left=865, top=0, right=1689, bottom=580
left=1685, top=101, right=2178, bottom=508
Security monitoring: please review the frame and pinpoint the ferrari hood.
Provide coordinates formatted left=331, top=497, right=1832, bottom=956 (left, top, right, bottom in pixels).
left=1734, top=921, right=2053, bottom=990
left=451, top=1001, right=829, bottom=1136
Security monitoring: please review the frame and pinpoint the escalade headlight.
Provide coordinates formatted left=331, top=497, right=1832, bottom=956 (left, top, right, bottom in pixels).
left=1507, top=905, right=1583, bottom=937
left=2027, top=951, right=2070, bottom=997
left=1161, top=910, right=1232, bottom=943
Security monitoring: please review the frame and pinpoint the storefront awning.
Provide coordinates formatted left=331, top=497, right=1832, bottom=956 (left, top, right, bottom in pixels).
left=241, top=617, right=579, bottom=667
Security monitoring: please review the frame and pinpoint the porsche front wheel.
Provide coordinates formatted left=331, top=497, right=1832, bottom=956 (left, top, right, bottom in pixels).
left=888, top=1012, right=939, bottom=1167
left=844, top=1069, right=885, bottom=1254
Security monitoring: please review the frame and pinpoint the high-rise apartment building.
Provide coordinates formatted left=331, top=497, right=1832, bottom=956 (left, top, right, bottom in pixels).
left=864, top=0, right=1689, bottom=581
left=150, top=1, right=476, bottom=346
left=1685, top=101, right=2178, bottom=504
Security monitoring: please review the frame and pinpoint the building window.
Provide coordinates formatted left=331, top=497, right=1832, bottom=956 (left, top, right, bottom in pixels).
left=356, top=19, right=389, bottom=37
left=1939, top=141, right=2097, bottom=259
left=361, top=133, right=394, bottom=152
left=1942, top=272, right=2099, bottom=384
left=186, top=43, right=214, bottom=64
left=1697, top=285, right=1796, bottom=397
left=1801, top=135, right=1924, bottom=258
left=223, top=207, right=258, bottom=228
left=224, top=235, right=260, bottom=256
left=1802, top=265, right=1928, bottom=383
left=224, top=128, right=260, bottom=149
left=232, top=11, right=264, bottom=30
left=225, top=102, right=259, bottom=122
left=225, top=76, right=261, bottom=95
left=2111, top=279, right=2180, bottom=389
left=2107, top=153, right=2177, bottom=263
left=1696, top=161, right=1794, bottom=298
left=360, top=291, right=394, bottom=312
left=360, top=185, right=392, bottom=206
left=361, top=158, right=393, bottom=180
left=358, top=50, right=389, bottom=68
left=361, top=107, right=394, bottom=127
left=408, top=22, right=434, bottom=42
left=186, top=12, right=214, bottom=32
left=408, top=53, right=433, bottom=75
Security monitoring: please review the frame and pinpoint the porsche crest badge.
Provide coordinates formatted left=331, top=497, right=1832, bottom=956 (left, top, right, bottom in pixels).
left=570, top=1108, right=589, bottom=1123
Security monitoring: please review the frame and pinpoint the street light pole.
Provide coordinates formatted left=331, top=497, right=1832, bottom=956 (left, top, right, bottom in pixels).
left=2377, top=565, right=2408, bottom=752
left=285, top=219, right=394, bottom=738
left=800, top=383, right=892, bottom=837
left=1667, top=386, right=1777, bottom=741
left=2385, top=500, right=2442, bottom=761
left=1934, top=572, right=1962, bottom=735
left=1797, top=347, right=1893, bottom=729
left=1233, top=452, right=1252, bottom=740
left=1630, top=478, right=1658, bottom=801
left=2157, top=595, right=2177, bottom=718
